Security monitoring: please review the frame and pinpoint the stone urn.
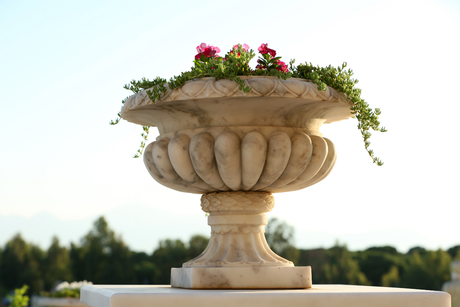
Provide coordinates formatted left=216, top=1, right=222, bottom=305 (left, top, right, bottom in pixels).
left=120, top=76, right=353, bottom=289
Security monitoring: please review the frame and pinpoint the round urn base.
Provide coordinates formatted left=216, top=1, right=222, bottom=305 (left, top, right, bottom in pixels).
left=170, top=191, right=312, bottom=289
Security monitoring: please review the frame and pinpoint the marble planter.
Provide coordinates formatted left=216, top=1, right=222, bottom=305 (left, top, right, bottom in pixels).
left=120, top=76, right=353, bottom=289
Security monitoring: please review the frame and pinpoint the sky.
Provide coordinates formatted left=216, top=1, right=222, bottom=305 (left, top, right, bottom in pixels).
left=1, top=0, right=459, bottom=254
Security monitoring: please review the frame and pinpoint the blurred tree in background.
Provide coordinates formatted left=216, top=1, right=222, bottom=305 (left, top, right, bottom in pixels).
left=70, top=217, right=135, bottom=284
left=0, top=234, right=43, bottom=295
left=447, top=245, right=460, bottom=259
left=43, top=237, right=73, bottom=291
left=152, top=239, right=188, bottom=284
left=353, top=246, right=405, bottom=286
left=265, top=218, right=300, bottom=264
left=400, top=249, right=451, bottom=290
left=0, top=216, right=458, bottom=299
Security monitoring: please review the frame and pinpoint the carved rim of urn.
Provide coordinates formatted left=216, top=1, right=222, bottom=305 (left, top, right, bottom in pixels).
left=120, top=76, right=353, bottom=135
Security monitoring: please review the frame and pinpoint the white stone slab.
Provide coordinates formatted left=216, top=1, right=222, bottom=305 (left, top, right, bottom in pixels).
left=80, top=284, right=451, bottom=307
left=171, top=266, right=311, bottom=289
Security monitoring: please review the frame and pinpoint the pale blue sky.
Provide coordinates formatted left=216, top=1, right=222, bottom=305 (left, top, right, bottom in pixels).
left=1, top=0, right=459, bottom=252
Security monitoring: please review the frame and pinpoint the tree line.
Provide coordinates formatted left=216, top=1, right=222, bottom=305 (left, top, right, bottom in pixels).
left=0, top=217, right=459, bottom=299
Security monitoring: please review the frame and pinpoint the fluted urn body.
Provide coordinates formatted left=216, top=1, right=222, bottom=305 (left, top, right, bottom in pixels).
left=120, top=76, right=353, bottom=288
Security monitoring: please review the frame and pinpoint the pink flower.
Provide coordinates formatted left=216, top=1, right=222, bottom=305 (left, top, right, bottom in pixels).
left=196, top=43, right=207, bottom=53
left=276, top=60, right=288, bottom=73
left=258, top=43, right=276, bottom=57
left=195, top=43, right=221, bottom=60
left=233, top=44, right=249, bottom=52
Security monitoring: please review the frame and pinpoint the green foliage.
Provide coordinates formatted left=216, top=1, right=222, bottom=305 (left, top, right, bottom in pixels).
left=323, top=243, right=369, bottom=285
left=73, top=217, right=135, bottom=284
left=265, top=218, right=295, bottom=255
left=381, top=266, right=401, bottom=287
left=290, top=61, right=386, bottom=165
left=298, top=245, right=370, bottom=285
left=43, top=237, right=73, bottom=291
left=353, top=247, right=405, bottom=286
left=187, top=235, right=209, bottom=260
left=447, top=245, right=460, bottom=259
left=407, top=246, right=428, bottom=255
left=113, top=43, right=385, bottom=165
left=365, top=246, right=399, bottom=255
left=152, top=239, right=188, bottom=284
left=0, top=234, right=44, bottom=295
left=50, top=287, right=80, bottom=298
left=7, top=285, right=29, bottom=307
left=400, top=250, right=452, bottom=290
left=264, top=218, right=299, bottom=264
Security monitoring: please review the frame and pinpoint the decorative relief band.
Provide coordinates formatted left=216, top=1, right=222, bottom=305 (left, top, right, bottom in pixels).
left=201, top=191, right=274, bottom=213
left=143, top=128, right=335, bottom=194
left=211, top=225, right=264, bottom=234
left=122, top=77, right=349, bottom=114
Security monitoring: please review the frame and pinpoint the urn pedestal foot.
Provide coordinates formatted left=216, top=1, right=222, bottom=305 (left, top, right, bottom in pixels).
left=170, top=191, right=312, bottom=289
left=171, top=266, right=311, bottom=289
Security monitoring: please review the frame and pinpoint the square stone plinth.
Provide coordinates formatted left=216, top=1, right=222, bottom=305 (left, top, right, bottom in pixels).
left=81, top=284, right=451, bottom=307
left=171, top=266, right=311, bottom=289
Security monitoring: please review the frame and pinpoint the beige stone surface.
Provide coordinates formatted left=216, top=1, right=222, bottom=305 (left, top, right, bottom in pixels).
left=121, top=77, right=352, bottom=134
left=81, top=284, right=451, bottom=307
left=171, top=267, right=311, bottom=289
left=143, top=127, right=335, bottom=194
left=183, top=192, right=288, bottom=268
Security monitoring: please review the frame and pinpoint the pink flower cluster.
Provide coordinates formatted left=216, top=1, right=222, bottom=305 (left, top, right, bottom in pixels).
left=229, top=43, right=249, bottom=57
left=256, top=43, right=288, bottom=73
left=193, top=42, right=288, bottom=73
left=258, top=43, right=276, bottom=57
left=195, top=43, right=221, bottom=60
left=234, top=43, right=249, bottom=52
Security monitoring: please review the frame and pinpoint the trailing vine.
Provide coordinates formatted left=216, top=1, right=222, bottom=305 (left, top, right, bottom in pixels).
left=111, top=43, right=386, bottom=165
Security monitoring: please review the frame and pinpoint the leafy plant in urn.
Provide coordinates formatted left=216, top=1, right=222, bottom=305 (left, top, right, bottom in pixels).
left=111, top=43, right=386, bottom=289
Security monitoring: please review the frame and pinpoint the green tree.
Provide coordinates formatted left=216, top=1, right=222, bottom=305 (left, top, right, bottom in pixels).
left=72, top=217, right=135, bottom=284
left=265, top=218, right=295, bottom=255
left=0, top=234, right=44, bottom=294
left=401, top=249, right=451, bottom=290
left=43, top=237, right=73, bottom=290
left=366, top=246, right=398, bottom=255
left=152, top=239, right=188, bottom=284
left=447, top=245, right=460, bottom=259
left=407, top=246, right=428, bottom=255
left=381, top=266, right=401, bottom=287
left=69, top=242, right=84, bottom=282
left=131, top=252, right=159, bottom=284
left=322, top=243, right=369, bottom=285
left=354, top=246, right=405, bottom=286
left=297, top=248, right=327, bottom=281
left=187, top=235, right=209, bottom=260
left=264, top=218, right=300, bottom=264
